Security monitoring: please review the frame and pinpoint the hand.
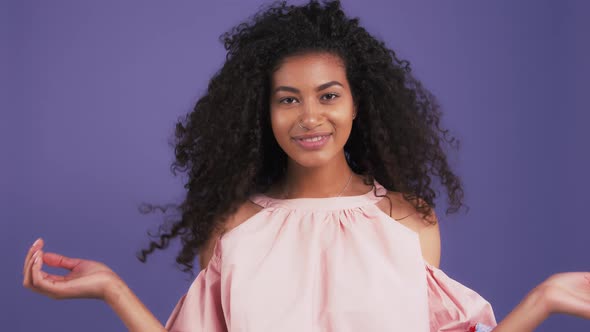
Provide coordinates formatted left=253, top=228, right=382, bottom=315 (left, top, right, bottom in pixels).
left=22, top=238, right=121, bottom=301
left=535, top=271, right=590, bottom=319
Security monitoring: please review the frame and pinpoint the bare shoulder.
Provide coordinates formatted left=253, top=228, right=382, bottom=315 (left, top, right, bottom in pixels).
left=375, top=190, right=441, bottom=268
left=221, top=199, right=264, bottom=235
left=198, top=199, right=263, bottom=271
left=375, top=191, right=436, bottom=231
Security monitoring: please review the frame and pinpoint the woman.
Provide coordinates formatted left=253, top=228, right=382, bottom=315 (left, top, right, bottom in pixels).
left=22, top=1, right=590, bottom=331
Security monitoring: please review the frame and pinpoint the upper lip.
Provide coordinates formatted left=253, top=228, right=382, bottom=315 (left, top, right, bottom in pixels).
left=292, top=132, right=332, bottom=139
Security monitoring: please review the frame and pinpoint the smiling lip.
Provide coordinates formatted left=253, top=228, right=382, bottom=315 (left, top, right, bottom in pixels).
left=292, top=133, right=332, bottom=150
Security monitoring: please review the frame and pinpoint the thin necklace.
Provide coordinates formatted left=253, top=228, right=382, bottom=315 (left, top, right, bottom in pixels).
left=281, top=173, right=354, bottom=199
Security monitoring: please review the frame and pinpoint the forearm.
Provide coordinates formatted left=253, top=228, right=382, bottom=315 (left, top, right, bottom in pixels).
left=105, top=278, right=166, bottom=332
left=492, top=287, right=548, bottom=332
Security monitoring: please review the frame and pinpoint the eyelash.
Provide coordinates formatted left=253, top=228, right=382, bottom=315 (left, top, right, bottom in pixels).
left=279, top=93, right=340, bottom=104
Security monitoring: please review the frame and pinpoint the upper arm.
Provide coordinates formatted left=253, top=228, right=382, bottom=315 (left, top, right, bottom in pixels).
left=377, top=192, right=441, bottom=268
left=418, top=214, right=441, bottom=268
left=198, top=199, right=262, bottom=271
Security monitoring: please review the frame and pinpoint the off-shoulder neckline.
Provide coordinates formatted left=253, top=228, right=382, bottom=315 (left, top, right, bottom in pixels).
left=249, top=180, right=387, bottom=210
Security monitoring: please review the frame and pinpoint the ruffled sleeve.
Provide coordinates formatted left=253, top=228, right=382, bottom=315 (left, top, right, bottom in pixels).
left=165, top=239, right=226, bottom=332
left=426, top=262, right=497, bottom=332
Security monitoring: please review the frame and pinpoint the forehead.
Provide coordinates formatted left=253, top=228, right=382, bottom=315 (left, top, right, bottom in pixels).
left=271, top=52, right=347, bottom=87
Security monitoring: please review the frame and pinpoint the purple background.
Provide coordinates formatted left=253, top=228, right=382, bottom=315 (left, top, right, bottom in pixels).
left=2, top=0, right=588, bottom=331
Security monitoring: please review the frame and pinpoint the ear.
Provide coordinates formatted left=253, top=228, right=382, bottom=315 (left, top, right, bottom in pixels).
left=352, top=105, right=358, bottom=119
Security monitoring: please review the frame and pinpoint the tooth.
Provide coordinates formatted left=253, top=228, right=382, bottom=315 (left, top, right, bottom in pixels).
left=300, top=135, right=327, bottom=142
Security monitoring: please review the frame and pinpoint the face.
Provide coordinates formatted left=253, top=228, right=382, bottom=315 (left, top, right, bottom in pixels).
left=269, top=52, right=356, bottom=169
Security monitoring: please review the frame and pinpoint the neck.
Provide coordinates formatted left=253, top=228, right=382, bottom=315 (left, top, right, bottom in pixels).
left=281, top=152, right=356, bottom=198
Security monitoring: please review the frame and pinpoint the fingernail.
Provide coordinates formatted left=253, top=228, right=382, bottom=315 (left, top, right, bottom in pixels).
left=32, top=238, right=40, bottom=247
left=34, top=255, right=39, bottom=264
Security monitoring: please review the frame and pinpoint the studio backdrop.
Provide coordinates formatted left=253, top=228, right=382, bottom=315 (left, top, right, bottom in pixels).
left=2, top=0, right=588, bottom=331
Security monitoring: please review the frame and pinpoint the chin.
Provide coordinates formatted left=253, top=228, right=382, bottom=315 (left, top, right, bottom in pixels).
left=287, top=152, right=337, bottom=169
left=293, top=159, right=327, bottom=169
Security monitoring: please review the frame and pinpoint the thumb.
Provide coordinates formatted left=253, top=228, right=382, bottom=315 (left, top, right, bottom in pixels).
left=42, top=252, right=82, bottom=270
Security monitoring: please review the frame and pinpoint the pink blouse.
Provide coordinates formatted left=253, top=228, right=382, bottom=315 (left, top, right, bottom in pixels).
left=165, top=181, right=497, bottom=332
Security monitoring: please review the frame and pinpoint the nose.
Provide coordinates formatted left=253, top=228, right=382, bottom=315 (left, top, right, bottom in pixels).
left=298, top=100, right=325, bottom=130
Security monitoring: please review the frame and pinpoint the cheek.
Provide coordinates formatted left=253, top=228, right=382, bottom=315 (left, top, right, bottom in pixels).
left=270, top=111, right=292, bottom=141
left=332, top=110, right=354, bottom=128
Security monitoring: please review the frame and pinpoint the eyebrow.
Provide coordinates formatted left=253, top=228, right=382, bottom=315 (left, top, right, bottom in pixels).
left=272, top=81, right=343, bottom=94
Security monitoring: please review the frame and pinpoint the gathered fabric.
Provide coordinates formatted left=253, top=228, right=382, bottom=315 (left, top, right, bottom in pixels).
left=165, top=181, right=496, bottom=332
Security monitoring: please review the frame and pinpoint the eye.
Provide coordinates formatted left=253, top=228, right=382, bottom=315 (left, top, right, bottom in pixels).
left=321, top=93, right=339, bottom=101
left=279, top=97, right=298, bottom=104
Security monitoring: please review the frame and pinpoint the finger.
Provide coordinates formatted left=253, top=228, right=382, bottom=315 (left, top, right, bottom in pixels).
left=42, top=252, right=82, bottom=270
left=25, top=251, right=78, bottom=290
left=22, top=238, right=43, bottom=276
left=30, top=250, right=48, bottom=292
left=31, top=251, right=77, bottom=299
left=30, top=250, right=60, bottom=297
left=23, top=249, right=41, bottom=288
left=41, top=271, right=66, bottom=282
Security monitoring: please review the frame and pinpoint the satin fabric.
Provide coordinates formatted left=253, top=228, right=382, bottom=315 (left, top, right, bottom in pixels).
left=165, top=181, right=496, bottom=331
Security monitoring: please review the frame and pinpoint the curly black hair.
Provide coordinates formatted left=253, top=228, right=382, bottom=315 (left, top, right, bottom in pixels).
left=137, top=0, right=465, bottom=275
